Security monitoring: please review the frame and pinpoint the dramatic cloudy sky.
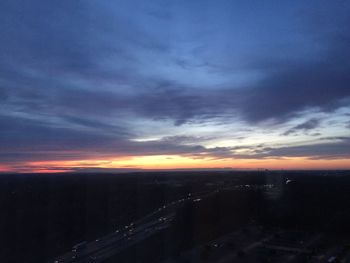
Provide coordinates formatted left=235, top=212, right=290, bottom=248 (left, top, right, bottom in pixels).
left=1, top=0, right=350, bottom=172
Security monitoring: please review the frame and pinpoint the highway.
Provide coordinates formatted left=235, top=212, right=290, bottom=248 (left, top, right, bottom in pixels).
left=50, top=184, right=274, bottom=263
left=49, top=189, right=216, bottom=263
left=51, top=209, right=176, bottom=262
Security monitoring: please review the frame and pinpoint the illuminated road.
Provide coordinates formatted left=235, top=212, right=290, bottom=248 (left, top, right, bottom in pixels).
left=49, top=189, right=214, bottom=263
left=50, top=184, right=274, bottom=263
left=51, top=210, right=176, bottom=263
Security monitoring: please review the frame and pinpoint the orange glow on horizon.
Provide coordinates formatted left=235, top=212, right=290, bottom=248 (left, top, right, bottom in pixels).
left=0, top=165, right=12, bottom=173
left=3, top=155, right=350, bottom=173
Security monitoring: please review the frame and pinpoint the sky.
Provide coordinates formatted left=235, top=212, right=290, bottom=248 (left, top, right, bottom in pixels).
left=1, top=0, right=350, bottom=173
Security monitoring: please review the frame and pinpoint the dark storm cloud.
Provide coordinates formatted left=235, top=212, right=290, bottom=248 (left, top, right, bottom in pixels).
left=24, top=27, right=350, bottom=127
left=260, top=137, right=350, bottom=160
left=294, top=119, right=322, bottom=131
left=283, top=118, right=321, bottom=136
left=0, top=115, right=128, bottom=153
left=0, top=114, right=232, bottom=163
left=239, top=50, right=350, bottom=123
left=2, top=0, right=350, bottom=125
left=220, top=137, right=350, bottom=160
